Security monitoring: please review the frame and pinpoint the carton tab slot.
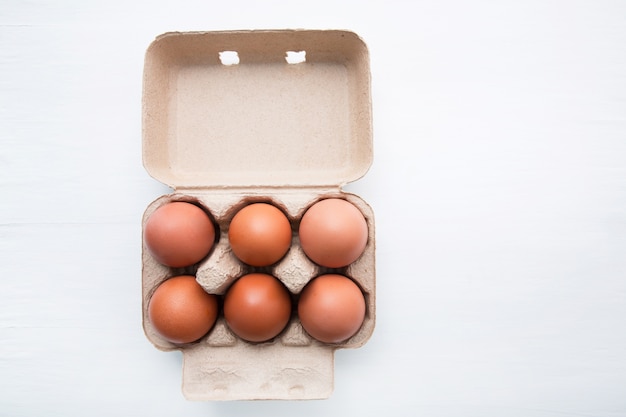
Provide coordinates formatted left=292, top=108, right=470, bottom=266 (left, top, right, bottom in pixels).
left=285, top=50, right=306, bottom=64
left=219, top=51, right=240, bottom=65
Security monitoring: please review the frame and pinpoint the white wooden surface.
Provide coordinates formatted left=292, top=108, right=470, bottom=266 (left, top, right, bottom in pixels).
left=2, top=1, right=626, bottom=416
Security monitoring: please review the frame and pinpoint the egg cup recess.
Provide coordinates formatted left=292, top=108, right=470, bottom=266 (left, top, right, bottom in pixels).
left=148, top=275, right=219, bottom=345
left=298, top=198, right=369, bottom=268
left=228, top=202, right=292, bottom=267
left=223, top=272, right=292, bottom=343
left=141, top=29, right=375, bottom=401
left=143, top=200, right=219, bottom=269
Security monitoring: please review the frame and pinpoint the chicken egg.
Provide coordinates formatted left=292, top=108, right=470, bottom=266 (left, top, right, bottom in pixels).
left=144, top=201, right=216, bottom=268
left=148, top=275, right=219, bottom=344
left=223, top=273, right=292, bottom=343
left=228, top=203, right=292, bottom=266
left=298, top=198, right=368, bottom=268
left=298, top=274, right=366, bottom=344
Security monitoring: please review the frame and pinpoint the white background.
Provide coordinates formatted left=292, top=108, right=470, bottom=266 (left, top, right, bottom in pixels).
left=1, top=1, right=626, bottom=416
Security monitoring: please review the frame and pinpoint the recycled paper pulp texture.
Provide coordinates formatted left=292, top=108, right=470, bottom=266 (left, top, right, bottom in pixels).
left=141, top=30, right=376, bottom=400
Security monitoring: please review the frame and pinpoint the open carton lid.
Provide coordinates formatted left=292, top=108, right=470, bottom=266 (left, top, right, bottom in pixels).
left=142, top=30, right=373, bottom=190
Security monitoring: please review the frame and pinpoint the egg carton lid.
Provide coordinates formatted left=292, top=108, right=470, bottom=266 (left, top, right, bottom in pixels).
left=142, top=30, right=373, bottom=190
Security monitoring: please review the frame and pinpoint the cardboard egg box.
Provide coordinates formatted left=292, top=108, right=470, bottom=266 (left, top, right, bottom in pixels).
left=141, top=30, right=375, bottom=401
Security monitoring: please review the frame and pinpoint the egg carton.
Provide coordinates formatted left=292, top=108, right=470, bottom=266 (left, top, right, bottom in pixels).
left=142, top=190, right=375, bottom=399
left=141, top=30, right=375, bottom=400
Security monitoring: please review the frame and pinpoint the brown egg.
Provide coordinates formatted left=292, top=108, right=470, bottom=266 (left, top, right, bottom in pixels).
left=298, top=274, right=366, bottom=344
left=223, top=273, right=292, bottom=343
left=144, top=201, right=216, bottom=268
left=228, top=203, right=292, bottom=266
left=148, top=275, right=219, bottom=344
left=298, top=198, right=368, bottom=268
